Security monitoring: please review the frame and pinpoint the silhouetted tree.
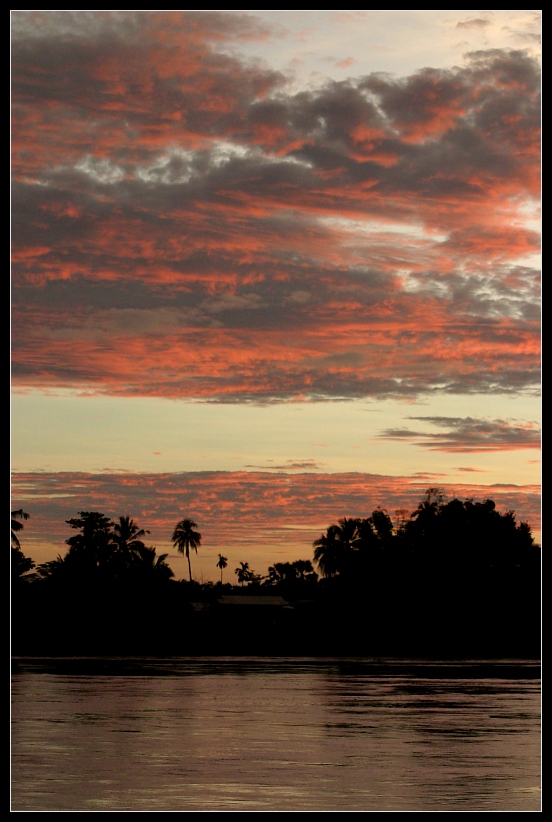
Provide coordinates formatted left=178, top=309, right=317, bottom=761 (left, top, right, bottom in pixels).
left=292, top=559, right=316, bottom=580
left=235, top=561, right=251, bottom=586
left=33, top=512, right=168, bottom=587
left=111, top=515, right=150, bottom=576
left=112, top=515, right=149, bottom=553
left=314, top=517, right=370, bottom=577
left=172, top=518, right=201, bottom=582
left=63, top=511, right=114, bottom=580
left=34, top=555, right=67, bottom=581
left=11, top=509, right=35, bottom=582
left=216, top=554, right=228, bottom=584
left=35, top=541, right=173, bottom=587
left=313, top=524, right=347, bottom=577
left=12, top=546, right=35, bottom=582
left=397, top=489, right=539, bottom=581
left=265, top=560, right=318, bottom=596
left=11, top=509, right=29, bottom=549
left=266, top=560, right=317, bottom=585
left=370, top=508, right=394, bottom=546
left=133, top=545, right=174, bottom=582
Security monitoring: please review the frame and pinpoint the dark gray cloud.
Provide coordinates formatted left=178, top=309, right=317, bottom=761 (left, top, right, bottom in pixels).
left=378, top=416, right=541, bottom=452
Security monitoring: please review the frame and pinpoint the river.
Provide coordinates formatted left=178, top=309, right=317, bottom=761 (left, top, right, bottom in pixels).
left=11, top=657, right=541, bottom=811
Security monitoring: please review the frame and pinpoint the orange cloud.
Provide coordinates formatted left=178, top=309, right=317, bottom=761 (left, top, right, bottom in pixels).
left=11, top=13, right=540, bottom=402
left=12, top=470, right=541, bottom=575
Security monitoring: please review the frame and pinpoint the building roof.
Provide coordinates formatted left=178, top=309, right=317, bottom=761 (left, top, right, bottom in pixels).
left=218, top=595, right=289, bottom=607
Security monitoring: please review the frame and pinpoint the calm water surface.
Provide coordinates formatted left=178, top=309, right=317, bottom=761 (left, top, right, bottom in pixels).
left=11, top=658, right=541, bottom=811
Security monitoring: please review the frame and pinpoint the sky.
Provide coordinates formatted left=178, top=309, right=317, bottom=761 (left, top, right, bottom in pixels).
left=11, top=10, right=541, bottom=582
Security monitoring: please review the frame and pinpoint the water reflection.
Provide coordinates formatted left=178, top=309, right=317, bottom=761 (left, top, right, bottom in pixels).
left=317, top=671, right=540, bottom=810
left=11, top=658, right=540, bottom=811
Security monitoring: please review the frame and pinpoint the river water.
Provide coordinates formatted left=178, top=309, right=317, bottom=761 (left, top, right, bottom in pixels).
left=11, top=657, right=540, bottom=811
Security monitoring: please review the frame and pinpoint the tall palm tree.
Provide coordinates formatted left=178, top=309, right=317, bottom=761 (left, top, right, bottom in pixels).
left=11, top=509, right=29, bottom=549
left=216, top=554, right=228, bottom=584
left=172, top=519, right=201, bottom=582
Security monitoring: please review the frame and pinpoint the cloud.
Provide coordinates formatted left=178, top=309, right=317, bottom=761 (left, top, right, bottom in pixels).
left=43, top=307, right=223, bottom=341
left=456, top=19, right=491, bottom=30
left=201, top=293, right=267, bottom=314
left=11, top=469, right=541, bottom=572
left=456, top=467, right=486, bottom=473
left=335, top=58, right=356, bottom=69
left=11, top=11, right=540, bottom=402
left=378, top=416, right=541, bottom=452
left=243, top=459, right=325, bottom=470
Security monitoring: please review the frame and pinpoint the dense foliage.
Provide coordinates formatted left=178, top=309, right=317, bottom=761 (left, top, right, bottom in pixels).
left=33, top=512, right=174, bottom=587
left=312, top=489, right=539, bottom=583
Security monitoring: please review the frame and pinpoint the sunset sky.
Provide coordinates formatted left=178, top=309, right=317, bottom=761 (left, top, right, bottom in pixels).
left=11, top=10, right=541, bottom=581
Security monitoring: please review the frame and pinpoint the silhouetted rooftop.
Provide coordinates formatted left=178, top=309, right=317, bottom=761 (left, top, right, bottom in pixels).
left=218, top=595, right=290, bottom=608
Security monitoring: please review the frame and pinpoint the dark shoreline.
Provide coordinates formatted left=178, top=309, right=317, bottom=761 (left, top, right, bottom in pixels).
left=11, top=655, right=541, bottom=680
left=12, top=571, right=541, bottom=660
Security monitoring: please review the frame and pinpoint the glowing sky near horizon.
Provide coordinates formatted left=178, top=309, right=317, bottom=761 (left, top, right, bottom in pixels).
left=11, top=10, right=541, bottom=580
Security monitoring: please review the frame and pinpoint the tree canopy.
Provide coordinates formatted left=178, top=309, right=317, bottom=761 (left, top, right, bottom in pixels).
left=36, top=511, right=173, bottom=587
left=312, top=490, right=538, bottom=583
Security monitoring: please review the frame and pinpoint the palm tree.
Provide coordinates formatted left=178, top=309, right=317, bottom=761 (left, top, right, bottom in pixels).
left=313, top=524, right=342, bottom=577
left=112, top=515, right=149, bottom=548
left=11, top=509, right=36, bottom=583
left=135, top=545, right=174, bottom=582
left=235, top=561, right=251, bottom=586
left=111, top=516, right=149, bottom=568
left=11, top=509, right=29, bottom=549
left=216, top=554, right=228, bottom=584
left=107, top=515, right=151, bottom=580
left=172, top=519, right=201, bottom=582
left=313, top=518, right=361, bottom=578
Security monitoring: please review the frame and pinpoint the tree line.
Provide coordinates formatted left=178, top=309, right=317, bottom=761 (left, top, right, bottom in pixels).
left=11, top=490, right=540, bottom=657
left=12, top=487, right=539, bottom=591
